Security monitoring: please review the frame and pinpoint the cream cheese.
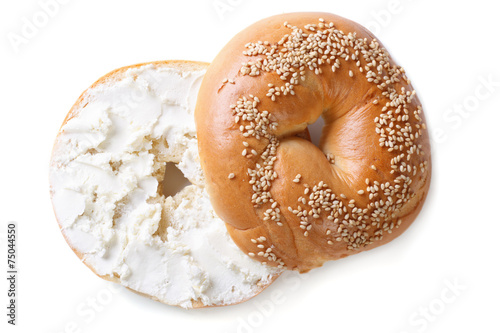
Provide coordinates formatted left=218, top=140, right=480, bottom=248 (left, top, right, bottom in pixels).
left=50, top=64, right=280, bottom=308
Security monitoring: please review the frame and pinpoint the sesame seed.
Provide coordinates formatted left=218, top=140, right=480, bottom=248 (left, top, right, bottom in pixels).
left=228, top=173, right=235, bottom=179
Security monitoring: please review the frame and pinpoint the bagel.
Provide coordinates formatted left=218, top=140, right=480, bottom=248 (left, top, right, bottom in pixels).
left=195, top=13, right=431, bottom=272
left=49, top=61, right=281, bottom=308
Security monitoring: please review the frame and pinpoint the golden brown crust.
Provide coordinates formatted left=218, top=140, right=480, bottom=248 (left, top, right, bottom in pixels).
left=195, top=13, right=431, bottom=272
left=50, top=60, right=280, bottom=308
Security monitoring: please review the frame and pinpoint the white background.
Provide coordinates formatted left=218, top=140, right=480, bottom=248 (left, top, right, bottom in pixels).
left=1, top=0, right=499, bottom=332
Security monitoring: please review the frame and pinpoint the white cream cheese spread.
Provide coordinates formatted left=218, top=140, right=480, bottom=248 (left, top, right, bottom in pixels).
left=49, top=63, right=280, bottom=308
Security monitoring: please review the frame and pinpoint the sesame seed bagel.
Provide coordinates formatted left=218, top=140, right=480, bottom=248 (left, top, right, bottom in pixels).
left=50, top=60, right=281, bottom=308
left=195, top=13, right=431, bottom=272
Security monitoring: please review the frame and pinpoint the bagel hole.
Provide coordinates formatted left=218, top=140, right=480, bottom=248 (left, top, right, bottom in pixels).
left=308, top=116, right=325, bottom=147
left=162, top=162, right=191, bottom=198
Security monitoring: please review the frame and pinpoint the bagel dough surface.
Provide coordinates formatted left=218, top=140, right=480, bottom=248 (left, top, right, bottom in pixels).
left=195, top=13, right=431, bottom=272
